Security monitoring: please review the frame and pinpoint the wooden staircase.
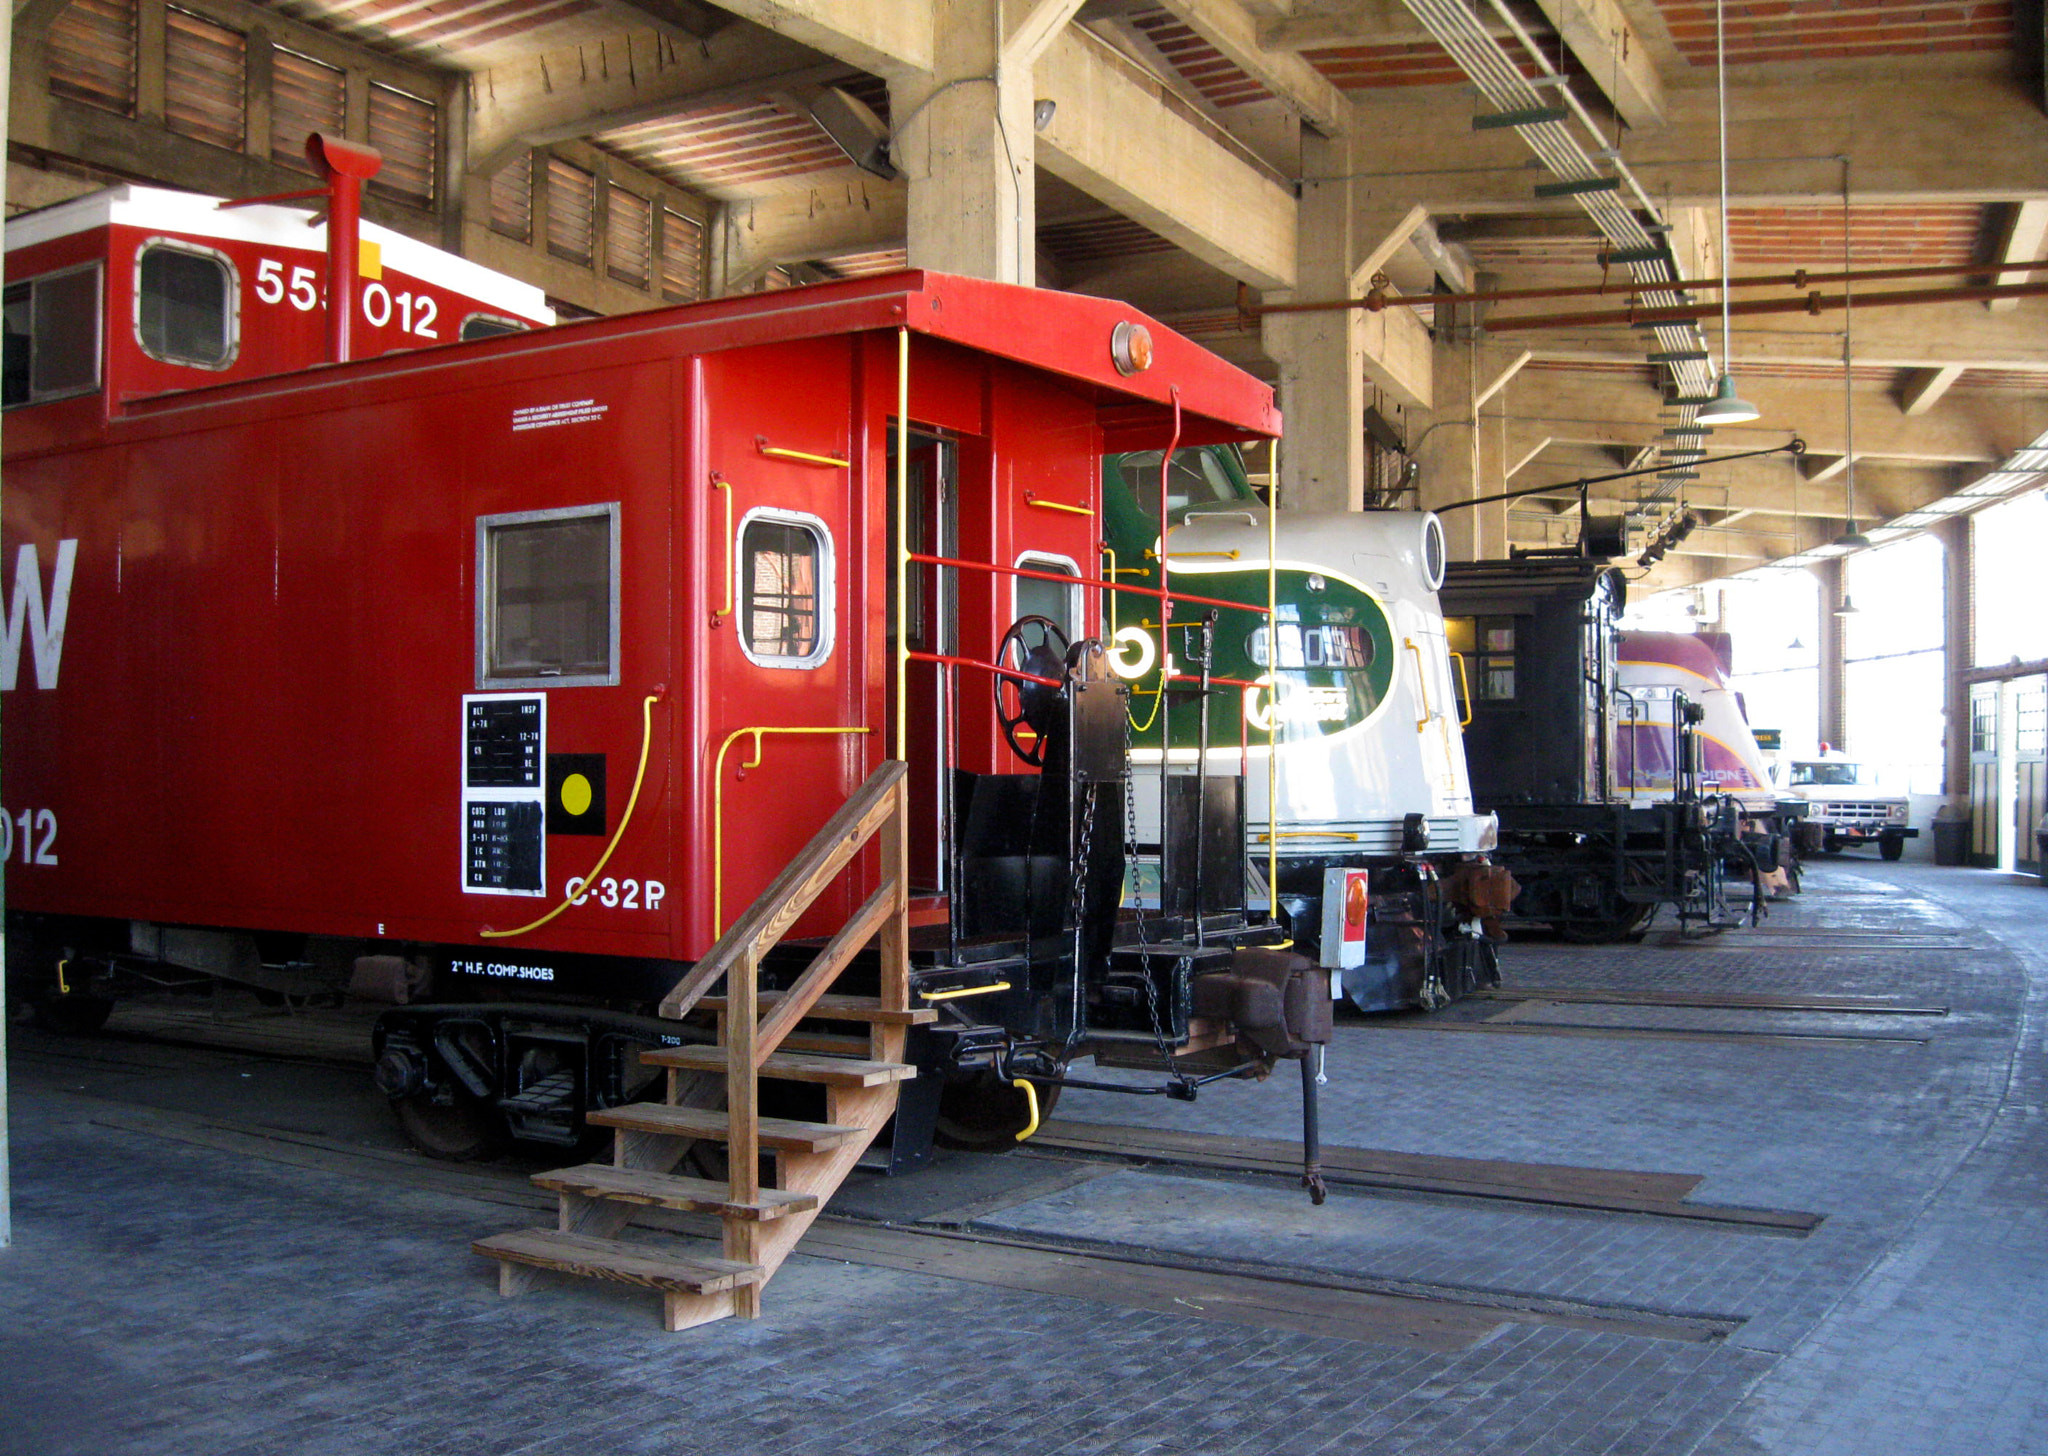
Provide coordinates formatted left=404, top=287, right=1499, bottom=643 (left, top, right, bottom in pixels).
left=474, top=762, right=935, bottom=1330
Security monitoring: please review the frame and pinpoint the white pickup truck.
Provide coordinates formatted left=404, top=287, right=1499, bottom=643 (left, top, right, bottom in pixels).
left=1783, top=758, right=1918, bottom=861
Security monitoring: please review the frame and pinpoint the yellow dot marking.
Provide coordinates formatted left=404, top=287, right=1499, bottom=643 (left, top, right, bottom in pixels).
left=560, top=773, right=593, bottom=818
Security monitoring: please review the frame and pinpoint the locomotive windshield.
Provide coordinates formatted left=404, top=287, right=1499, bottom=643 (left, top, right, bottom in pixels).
left=1117, top=445, right=1254, bottom=520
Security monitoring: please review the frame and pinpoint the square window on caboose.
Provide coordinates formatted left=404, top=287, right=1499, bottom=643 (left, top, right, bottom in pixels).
left=477, top=503, right=620, bottom=688
left=739, top=511, right=832, bottom=668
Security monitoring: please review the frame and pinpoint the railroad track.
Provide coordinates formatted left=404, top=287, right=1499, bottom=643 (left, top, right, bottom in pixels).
left=1022, top=1120, right=1822, bottom=1233
left=34, top=1000, right=1836, bottom=1230
left=40, top=1090, right=1743, bottom=1353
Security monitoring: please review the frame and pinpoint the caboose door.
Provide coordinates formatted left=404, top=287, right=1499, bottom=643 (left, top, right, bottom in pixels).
left=890, top=427, right=957, bottom=895
left=698, top=342, right=868, bottom=947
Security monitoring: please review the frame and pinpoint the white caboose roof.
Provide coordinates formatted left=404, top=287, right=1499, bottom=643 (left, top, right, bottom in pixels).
left=5, top=184, right=553, bottom=326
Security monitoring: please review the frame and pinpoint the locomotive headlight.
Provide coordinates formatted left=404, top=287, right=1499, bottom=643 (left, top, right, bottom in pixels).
left=1107, top=625, right=1157, bottom=680
left=1110, top=320, right=1154, bottom=376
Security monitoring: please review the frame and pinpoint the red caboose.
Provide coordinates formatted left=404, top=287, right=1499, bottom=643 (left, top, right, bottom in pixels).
left=4, top=171, right=1330, bottom=1185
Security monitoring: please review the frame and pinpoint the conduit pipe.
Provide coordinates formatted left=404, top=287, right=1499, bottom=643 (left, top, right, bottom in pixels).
left=1474, top=276, right=2048, bottom=334
left=1396, top=0, right=1718, bottom=435
left=1242, top=257, right=2048, bottom=318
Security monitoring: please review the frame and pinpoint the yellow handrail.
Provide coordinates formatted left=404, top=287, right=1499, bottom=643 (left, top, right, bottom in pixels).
left=1449, top=650, right=1474, bottom=726
left=756, top=435, right=850, bottom=468
left=713, top=725, right=874, bottom=935
left=1024, top=491, right=1093, bottom=517
left=711, top=475, right=734, bottom=623
left=920, top=981, right=1013, bottom=1002
left=1405, top=638, right=1433, bottom=733
left=1012, top=1078, right=1041, bottom=1142
left=481, top=691, right=664, bottom=940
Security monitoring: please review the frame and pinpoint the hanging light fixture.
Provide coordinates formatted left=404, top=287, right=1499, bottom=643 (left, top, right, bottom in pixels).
left=1833, top=594, right=1859, bottom=617
left=1696, top=0, right=1760, bottom=427
left=1834, top=162, right=1873, bottom=550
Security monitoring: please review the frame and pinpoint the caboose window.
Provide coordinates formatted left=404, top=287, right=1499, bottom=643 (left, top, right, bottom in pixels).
left=1014, top=553, right=1082, bottom=642
left=136, top=242, right=235, bottom=369
left=739, top=511, right=833, bottom=668
left=2, top=264, right=103, bottom=408
left=478, top=504, right=620, bottom=689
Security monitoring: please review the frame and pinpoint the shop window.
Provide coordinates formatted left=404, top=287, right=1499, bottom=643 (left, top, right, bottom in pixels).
left=660, top=209, right=703, bottom=303
left=606, top=186, right=652, bottom=287
left=740, top=511, right=832, bottom=667
left=135, top=243, right=236, bottom=369
left=48, top=0, right=138, bottom=117
left=477, top=504, right=619, bottom=688
left=490, top=154, right=533, bottom=243
left=165, top=7, right=245, bottom=151
left=2, top=265, right=104, bottom=409
left=368, top=83, right=437, bottom=209
left=270, top=49, right=345, bottom=174
left=546, top=157, right=595, bottom=266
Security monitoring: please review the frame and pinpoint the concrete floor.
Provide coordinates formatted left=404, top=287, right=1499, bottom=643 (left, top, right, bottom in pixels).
left=3, top=858, right=2045, bottom=1455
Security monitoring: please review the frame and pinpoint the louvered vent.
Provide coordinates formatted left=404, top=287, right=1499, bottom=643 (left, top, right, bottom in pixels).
left=661, top=209, right=703, bottom=303
left=606, top=186, right=652, bottom=287
left=271, top=49, right=344, bottom=174
left=164, top=8, right=245, bottom=152
left=368, top=83, right=436, bottom=209
left=546, top=157, right=595, bottom=266
left=490, top=155, right=533, bottom=242
left=48, top=0, right=139, bottom=117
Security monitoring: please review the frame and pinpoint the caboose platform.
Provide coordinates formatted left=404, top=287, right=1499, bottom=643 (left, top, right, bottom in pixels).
left=7, top=859, right=2046, bottom=1456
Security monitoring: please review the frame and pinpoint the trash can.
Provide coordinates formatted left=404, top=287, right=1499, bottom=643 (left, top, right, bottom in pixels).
left=1933, top=817, right=1970, bottom=867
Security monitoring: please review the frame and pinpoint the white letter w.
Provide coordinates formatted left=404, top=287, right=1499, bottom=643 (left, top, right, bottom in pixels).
left=2, top=540, right=77, bottom=691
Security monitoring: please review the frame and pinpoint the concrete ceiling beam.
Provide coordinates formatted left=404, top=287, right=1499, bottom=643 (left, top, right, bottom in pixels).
left=711, top=181, right=905, bottom=289
left=1898, top=365, right=1965, bottom=418
left=1036, top=24, right=1296, bottom=290
left=1154, top=0, right=1352, bottom=135
left=1986, top=199, right=2048, bottom=313
left=1528, top=310, right=2048, bottom=375
left=1527, top=0, right=1666, bottom=131
left=1008, top=0, right=1089, bottom=63
left=702, top=0, right=934, bottom=79
left=1258, top=0, right=1464, bottom=50
left=470, top=37, right=846, bottom=176
left=1347, top=65, right=2048, bottom=213
left=1507, top=370, right=2048, bottom=464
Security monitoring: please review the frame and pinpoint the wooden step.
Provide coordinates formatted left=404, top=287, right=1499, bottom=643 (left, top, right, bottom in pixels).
left=586, top=1101, right=862, bottom=1153
left=473, top=1228, right=759, bottom=1294
left=778, top=1030, right=876, bottom=1057
left=642, top=1044, right=916, bottom=1088
left=531, top=1164, right=821, bottom=1220
left=701, top=992, right=935, bottom=1026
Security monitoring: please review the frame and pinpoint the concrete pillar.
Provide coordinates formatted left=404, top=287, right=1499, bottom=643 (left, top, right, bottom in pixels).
left=892, top=0, right=1037, bottom=284
left=1260, top=128, right=1361, bottom=514
left=1815, top=558, right=1847, bottom=752
left=1939, top=514, right=1973, bottom=806
left=1415, top=329, right=1513, bottom=560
